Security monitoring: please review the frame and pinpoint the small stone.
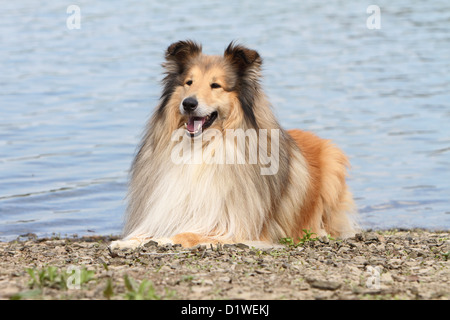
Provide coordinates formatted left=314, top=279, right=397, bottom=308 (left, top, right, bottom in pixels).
left=365, top=232, right=380, bottom=242
left=352, top=256, right=367, bottom=266
left=202, top=279, right=214, bottom=286
left=417, top=267, right=434, bottom=275
left=381, top=272, right=394, bottom=284
left=406, top=275, right=420, bottom=282
left=307, top=279, right=341, bottom=291
left=392, top=274, right=405, bottom=282
left=355, top=233, right=365, bottom=241
left=318, top=236, right=329, bottom=244
left=388, top=258, right=403, bottom=269
left=338, top=247, right=349, bottom=254
left=255, top=268, right=271, bottom=274
left=218, top=276, right=232, bottom=283
left=189, top=244, right=202, bottom=252
left=347, top=241, right=361, bottom=249
left=43, top=252, right=56, bottom=257
left=235, top=243, right=249, bottom=250
left=144, top=240, right=158, bottom=248
left=192, top=279, right=213, bottom=286
left=369, top=256, right=386, bottom=266
left=345, top=265, right=362, bottom=276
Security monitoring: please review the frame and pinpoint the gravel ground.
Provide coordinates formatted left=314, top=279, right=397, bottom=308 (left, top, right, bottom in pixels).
left=0, top=230, right=448, bottom=300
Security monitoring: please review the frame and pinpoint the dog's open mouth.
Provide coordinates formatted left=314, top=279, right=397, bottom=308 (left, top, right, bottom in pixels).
left=184, top=111, right=218, bottom=137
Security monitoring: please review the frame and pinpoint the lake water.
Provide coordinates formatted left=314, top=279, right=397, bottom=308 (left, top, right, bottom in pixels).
left=0, top=1, right=449, bottom=241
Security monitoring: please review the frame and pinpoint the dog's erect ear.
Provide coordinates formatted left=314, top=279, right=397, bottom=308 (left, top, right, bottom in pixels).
left=224, top=42, right=262, bottom=128
left=164, top=40, right=202, bottom=74
left=224, top=42, right=262, bottom=76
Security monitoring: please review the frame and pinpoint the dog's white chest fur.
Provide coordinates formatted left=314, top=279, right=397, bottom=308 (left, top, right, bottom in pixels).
left=125, top=138, right=268, bottom=242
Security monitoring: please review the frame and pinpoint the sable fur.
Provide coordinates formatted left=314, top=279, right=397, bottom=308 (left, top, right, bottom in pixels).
left=111, top=40, right=358, bottom=249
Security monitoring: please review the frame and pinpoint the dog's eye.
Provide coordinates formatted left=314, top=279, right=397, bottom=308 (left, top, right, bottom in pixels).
left=211, top=83, right=221, bottom=89
left=185, top=80, right=193, bottom=86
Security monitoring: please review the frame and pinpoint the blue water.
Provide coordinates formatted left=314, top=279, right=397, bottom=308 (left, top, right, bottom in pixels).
left=0, top=1, right=449, bottom=241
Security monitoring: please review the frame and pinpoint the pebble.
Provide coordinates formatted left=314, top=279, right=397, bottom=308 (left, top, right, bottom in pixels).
left=307, top=278, right=341, bottom=291
left=217, top=276, right=232, bottom=283
left=255, top=268, right=272, bottom=274
left=365, top=233, right=380, bottom=242
left=318, top=236, right=329, bottom=244
left=235, top=243, right=250, bottom=250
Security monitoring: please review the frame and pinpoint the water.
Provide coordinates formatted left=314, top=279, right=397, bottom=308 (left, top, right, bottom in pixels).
left=0, top=1, right=449, bottom=241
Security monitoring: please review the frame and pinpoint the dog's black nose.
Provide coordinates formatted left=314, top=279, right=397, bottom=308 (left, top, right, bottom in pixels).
left=182, top=97, right=198, bottom=112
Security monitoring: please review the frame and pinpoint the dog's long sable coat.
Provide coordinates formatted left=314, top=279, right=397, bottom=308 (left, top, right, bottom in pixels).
left=111, top=40, right=358, bottom=249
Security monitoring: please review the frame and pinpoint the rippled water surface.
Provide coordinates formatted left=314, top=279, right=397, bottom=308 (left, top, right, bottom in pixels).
left=1, top=1, right=449, bottom=240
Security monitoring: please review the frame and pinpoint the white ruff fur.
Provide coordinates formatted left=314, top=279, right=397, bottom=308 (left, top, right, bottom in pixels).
left=123, top=132, right=310, bottom=243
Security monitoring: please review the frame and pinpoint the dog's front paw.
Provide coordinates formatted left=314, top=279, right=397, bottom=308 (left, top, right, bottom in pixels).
left=171, top=232, right=217, bottom=248
left=109, top=235, right=153, bottom=250
left=109, top=239, right=142, bottom=250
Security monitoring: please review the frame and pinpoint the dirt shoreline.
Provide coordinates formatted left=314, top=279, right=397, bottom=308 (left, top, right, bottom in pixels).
left=0, top=229, right=448, bottom=300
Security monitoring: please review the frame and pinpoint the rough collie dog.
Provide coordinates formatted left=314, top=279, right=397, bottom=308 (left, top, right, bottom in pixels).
left=110, top=40, right=358, bottom=249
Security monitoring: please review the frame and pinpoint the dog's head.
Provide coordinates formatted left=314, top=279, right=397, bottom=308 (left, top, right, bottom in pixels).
left=159, top=40, right=263, bottom=137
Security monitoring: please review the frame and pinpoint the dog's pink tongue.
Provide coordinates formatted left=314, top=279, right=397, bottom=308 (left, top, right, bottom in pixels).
left=187, top=116, right=206, bottom=132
